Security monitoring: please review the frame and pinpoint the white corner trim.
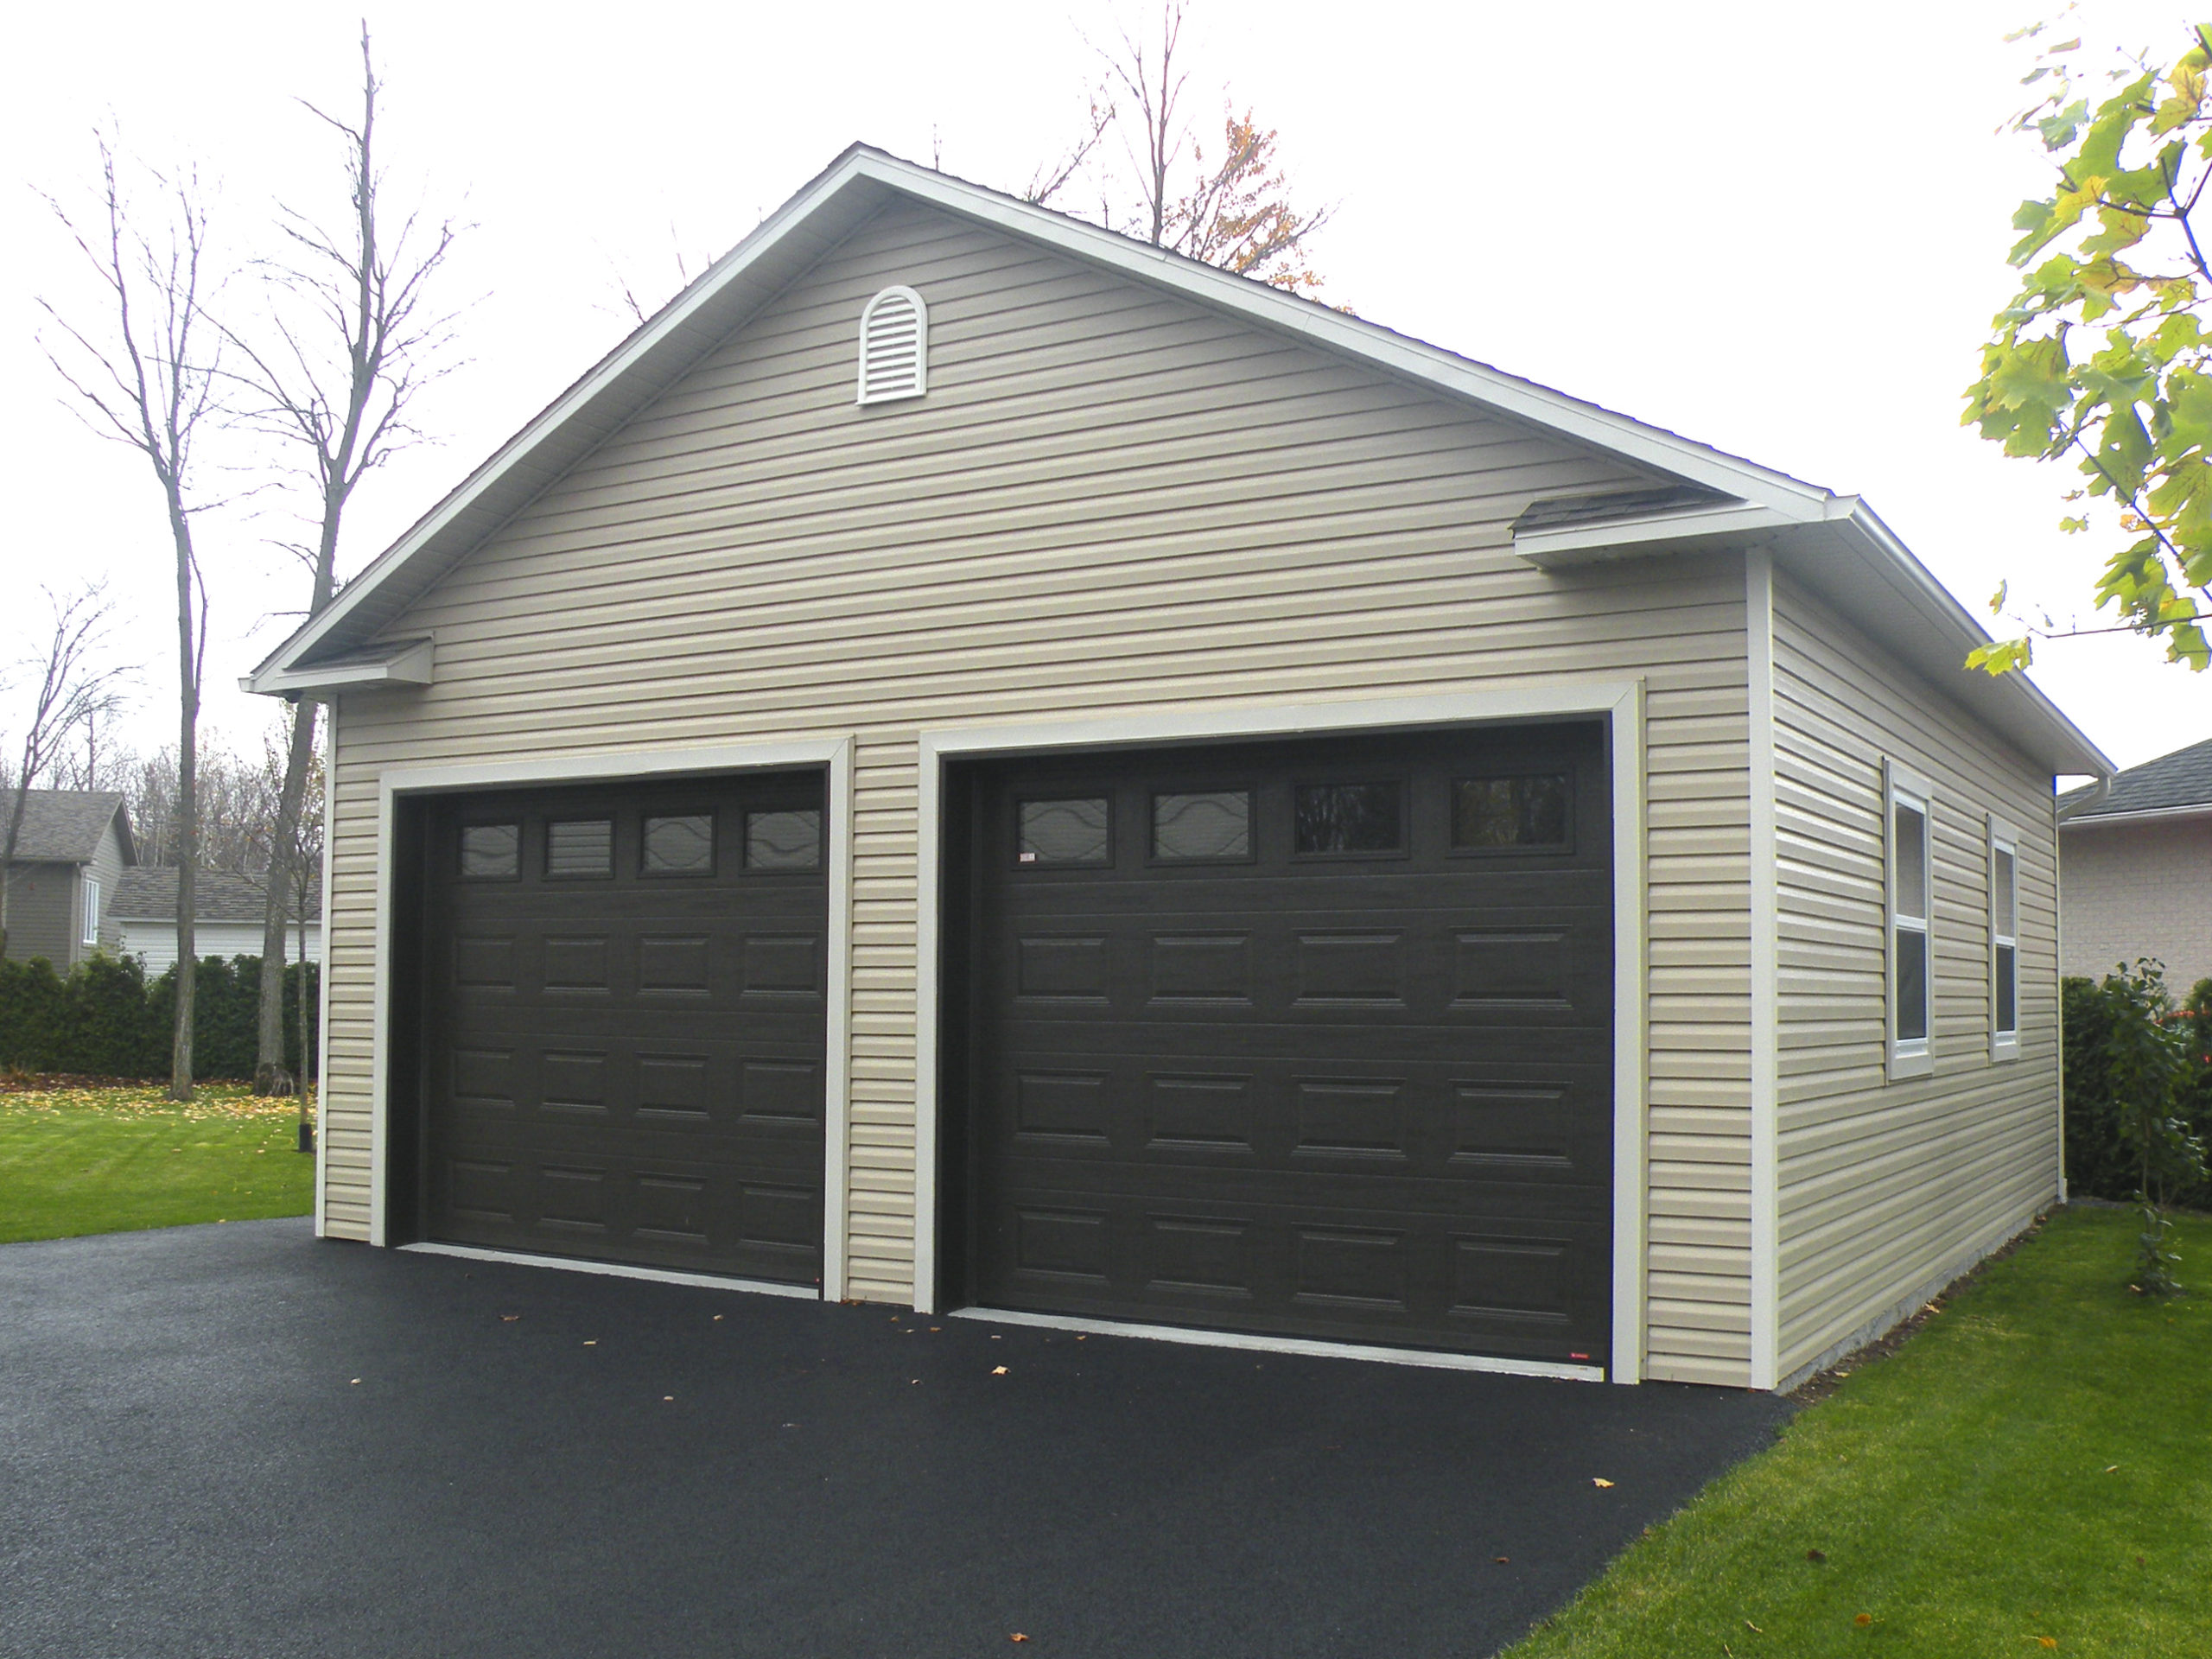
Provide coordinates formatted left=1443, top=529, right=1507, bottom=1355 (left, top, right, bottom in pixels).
left=1514, top=501, right=1812, bottom=567
left=314, top=699, right=338, bottom=1241
left=948, top=1306, right=1606, bottom=1382
left=366, top=736, right=855, bottom=1276
left=245, top=637, right=434, bottom=698
left=1745, top=550, right=1781, bottom=1392
left=911, top=680, right=1650, bottom=1384
left=399, top=1241, right=821, bottom=1300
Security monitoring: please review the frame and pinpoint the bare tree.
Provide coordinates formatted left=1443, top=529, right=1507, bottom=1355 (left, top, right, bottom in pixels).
left=228, top=25, right=461, bottom=1096
left=0, top=582, right=133, bottom=960
left=286, top=749, right=325, bottom=1151
left=1027, top=3, right=1334, bottom=298
left=38, top=139, right=224, bottom=1101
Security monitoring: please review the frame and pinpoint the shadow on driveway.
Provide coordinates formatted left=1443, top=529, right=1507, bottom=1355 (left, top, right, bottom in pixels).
left=0, top=1220, right=1790, bottom=1658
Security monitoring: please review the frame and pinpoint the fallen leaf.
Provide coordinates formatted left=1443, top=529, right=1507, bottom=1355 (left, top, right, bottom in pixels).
left=1853, top=1613, right=1873, bottom=1627
left=2039, top=1641, right=2058, bottom=1650
left=713, top=1314, right=723, bottom=1322
left=1745, top=1619, right=1764, bottom=1633
left=992, top=1365, right=1009, bottom=1376
left=1493, top=1555, right=1510, bottom=1565
left=583, top=1340, right=596, bottom=1347
left=350, top=1378, right=360, bottom=1385
left=501, top=1315, right=519, bottom=1323
left=1009, top=1637, right=1030, bottom=1644
left=2104, top=1465, right=2119, bottom=1472
left=663, top=1395, right=675, bottom=1402
left=1592, top=1478, right=1615, bottom=1489
left=1806, top=1548, right=1827, bottom=1563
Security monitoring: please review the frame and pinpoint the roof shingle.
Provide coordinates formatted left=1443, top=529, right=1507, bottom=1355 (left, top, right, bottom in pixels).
left=0, top=791, right=131, bottom=864
left=2060, top=734, right=2212, bottom=819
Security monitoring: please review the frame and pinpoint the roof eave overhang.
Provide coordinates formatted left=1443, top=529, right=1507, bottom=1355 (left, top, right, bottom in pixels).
left=2058, top=801, right=2212, bottom=830
left=245, top=636, right=435, bottom=698
left=1518, top=494, right=2112, bottom=779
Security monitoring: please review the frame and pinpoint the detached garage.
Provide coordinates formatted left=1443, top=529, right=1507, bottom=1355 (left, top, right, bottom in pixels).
left=248, top=146, right=2109, bottom=1391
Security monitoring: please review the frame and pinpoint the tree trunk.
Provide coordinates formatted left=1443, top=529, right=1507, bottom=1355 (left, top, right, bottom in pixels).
left=254, top=697, right=315, bottom=1094
left=168, top=499, right=199, bottom=1104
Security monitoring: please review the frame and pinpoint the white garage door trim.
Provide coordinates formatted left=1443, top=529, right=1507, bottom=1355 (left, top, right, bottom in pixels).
left=915, top=683, right=1650, bottom=1384
left=367, top=737, right=856, bottom=1297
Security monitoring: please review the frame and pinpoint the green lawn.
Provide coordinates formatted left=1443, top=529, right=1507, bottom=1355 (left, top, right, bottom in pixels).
left=0, top=1081, right=315, bottom=1243
left=1510, top=1205, right=2212, bottom=1657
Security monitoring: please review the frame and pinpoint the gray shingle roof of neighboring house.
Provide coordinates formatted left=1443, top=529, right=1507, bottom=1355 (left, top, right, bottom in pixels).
left=0, top=790, right=135, bottom=864
left=112, top=868, right=322, bottom=924
left=2060, top=735, right=2212, bottom=821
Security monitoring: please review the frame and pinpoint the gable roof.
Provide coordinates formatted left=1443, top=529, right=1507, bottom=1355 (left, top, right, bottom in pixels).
left=244, top=144, right=2112, bottom=778
left=2059, top=734, right=2212, bottom=824
left=1, top=791, right=134, bottom=866
left=112, top=868, right=321, bottom=925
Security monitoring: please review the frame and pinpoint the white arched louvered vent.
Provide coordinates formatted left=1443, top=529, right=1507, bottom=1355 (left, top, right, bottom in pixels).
left=856, top=285, right=928, bottom=405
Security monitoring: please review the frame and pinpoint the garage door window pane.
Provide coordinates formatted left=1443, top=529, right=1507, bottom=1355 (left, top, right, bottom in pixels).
left=1019, top=798, right=1109, bottom=866
left=546, top=819, right=613, bottom=878
left=1452, top=775, right=1570, bottom=849
left=460, top=823, right=520, bottom=879
left=643, top=814, right=715, bottom=874
left=1153, top=791, right=1250, bottom=860
left=1294, top=783, right=1402, bottom=855
left=747, top=809, right=822, bottom=870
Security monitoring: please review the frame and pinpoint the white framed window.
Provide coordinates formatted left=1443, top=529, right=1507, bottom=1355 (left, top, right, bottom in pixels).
left=1989, top=817, right=2019, bottom=1060
left=855, top=284, right=927, bottom=405
left=81, top=875, right=101, bottom=946
left=1885, top=762, right=1933, bottom=1079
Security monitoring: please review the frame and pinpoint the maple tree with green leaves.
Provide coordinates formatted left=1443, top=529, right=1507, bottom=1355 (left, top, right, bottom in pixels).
left=1964, top=20, right=2212, bottom=673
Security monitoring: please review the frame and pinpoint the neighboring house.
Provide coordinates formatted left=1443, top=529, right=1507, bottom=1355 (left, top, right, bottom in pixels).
left=0, top=789, right=135, bottom=969
left=2058, top=734, right=2212, bottom=995
left=113, top=868, right=323, bottom=974
left=245, top=146, right=2111, bottom=1393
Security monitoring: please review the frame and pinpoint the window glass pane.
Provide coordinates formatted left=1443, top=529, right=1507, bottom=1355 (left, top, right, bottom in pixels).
left=1893, top=800, right=1928, bottom=918
left=1018, top=798, right=1109, bottom=866
left=1452, top=774, right=1571, bottom=849
left=1153, top=791, right=1250, bottom=860
left=642, top=814, right=715, bottom=874
left=1294, top=782, right=1402, bottom=855
left=1993, top=847, right=2017, bottom=938
left=747, top=809, right=822, bottom=870
left=1997, top=942, right=2018, bottom=1035
left=461, top=823, right=520, bottom=879
left=546, top=819, right=613, bottom=878
left=1896, top=926, right=1929, bottom=1042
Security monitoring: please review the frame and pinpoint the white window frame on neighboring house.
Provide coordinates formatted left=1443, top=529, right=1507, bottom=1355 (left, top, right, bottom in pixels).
left=1885, top=761, right=1934, bottom=1080
left=1989, top=817, right=2020, bottom=1061
left=81, top=875, right=100, bottom=947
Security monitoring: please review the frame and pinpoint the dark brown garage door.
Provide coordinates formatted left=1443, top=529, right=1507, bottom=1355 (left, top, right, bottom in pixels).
left=416, top=772, right=827, bottom=1286
left=946, top=725, right=1612, bottom=1364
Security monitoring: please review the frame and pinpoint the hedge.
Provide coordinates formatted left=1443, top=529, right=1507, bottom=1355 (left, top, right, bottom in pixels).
left=2063, top=969, right=2212, bottom=1211
left=0, top=952, right=319, bottom=1082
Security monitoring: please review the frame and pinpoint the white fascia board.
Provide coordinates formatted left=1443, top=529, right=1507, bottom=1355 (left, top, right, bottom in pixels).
left=245, top=638, right=434, bottom=698
left=1513, top=500, right=1815, bottom=567
left=252, top=146, right=1841, bottom=683
left=2058, top=801, right=2212, bottom=830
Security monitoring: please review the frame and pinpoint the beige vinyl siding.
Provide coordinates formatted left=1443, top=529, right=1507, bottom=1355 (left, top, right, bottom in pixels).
left=320, top=198, right=1756, bottom=1381
left=1770, top=569, right=2059, bottom=1386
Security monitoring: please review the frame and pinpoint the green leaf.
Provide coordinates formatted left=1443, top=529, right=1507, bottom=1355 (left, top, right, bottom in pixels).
left=1967, top=637, right=2034, bottom=675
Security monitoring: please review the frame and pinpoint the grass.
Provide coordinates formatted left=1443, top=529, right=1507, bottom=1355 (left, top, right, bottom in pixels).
left=1508, top=1205, right=2212, bottom=1657
left=0, top=1079, right=315, bottom=1244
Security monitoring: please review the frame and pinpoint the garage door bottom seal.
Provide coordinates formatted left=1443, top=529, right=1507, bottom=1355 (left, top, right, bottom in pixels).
left=947, top=1306, right=1605, bottom=1382
left=400, top=1242, right=820, bottom=1300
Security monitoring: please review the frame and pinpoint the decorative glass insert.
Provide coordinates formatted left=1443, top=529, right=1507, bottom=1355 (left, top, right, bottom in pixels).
left=642, top=814, right=715, bottom=874
left=546, top=819, right=613, bottom=878
left=1152, top=791, right=1250, bottom=861
left=747, top=809, right=823, bottom=870
left=1018, top=798, right=1109, bottom=866
left=1293, top=782, right=1402, bottom=855
left=460, top=823, right=521, bottom=879
left=1451, top=774, right=1571, bottom=849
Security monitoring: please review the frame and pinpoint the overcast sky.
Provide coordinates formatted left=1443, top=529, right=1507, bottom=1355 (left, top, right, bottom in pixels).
left=6, top=0, right=2209, bottom=776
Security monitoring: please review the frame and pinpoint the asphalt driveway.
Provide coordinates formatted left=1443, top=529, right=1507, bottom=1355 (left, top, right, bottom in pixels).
left=0, top=1221, right=1791, bottom=1659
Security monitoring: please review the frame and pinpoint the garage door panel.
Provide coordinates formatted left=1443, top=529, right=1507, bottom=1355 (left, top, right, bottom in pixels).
left=958, top=724, right=1613, bottom=1363
left=421, top=773, right=826, bottom=1285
